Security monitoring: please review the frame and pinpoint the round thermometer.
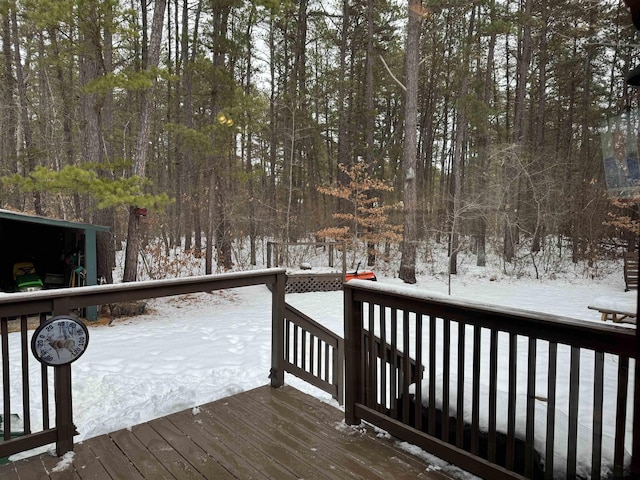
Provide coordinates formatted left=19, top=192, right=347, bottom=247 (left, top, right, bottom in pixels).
left=31, top=316, right=89, bottom=366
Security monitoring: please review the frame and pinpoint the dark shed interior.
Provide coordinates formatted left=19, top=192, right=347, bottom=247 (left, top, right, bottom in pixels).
left=0, top=218, right=86, bottom=292
left=0, top=210, right=108, bottom=297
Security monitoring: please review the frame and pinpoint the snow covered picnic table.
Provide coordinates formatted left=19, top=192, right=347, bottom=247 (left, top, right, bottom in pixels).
left=588, top=291, right=637, bottom=323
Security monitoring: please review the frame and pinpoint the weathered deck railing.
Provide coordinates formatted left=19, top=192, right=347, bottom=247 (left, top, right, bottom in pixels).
left=276, top=302, right=424, bottom=407
left=278, top=303, right=344, bottom=404
left=0, top=268, right=286, bottom=459
left=344, top=280, right=638, bottom=480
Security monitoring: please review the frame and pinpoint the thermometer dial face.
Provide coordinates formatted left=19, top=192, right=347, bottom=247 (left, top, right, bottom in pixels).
left=31, top=316, right=89, bottom=366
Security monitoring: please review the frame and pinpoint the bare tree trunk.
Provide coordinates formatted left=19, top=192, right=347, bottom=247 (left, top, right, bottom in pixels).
left=11, top=8, right=42, bottom=215
left=97, top=5, right=116, bottom=283
left=268, top=14, right=278, bottom=234
left=205, top=169, right=214, bottom=274
left=1, top=12, right=16, bottom=189
left=179, top=0, right=202, bottom=252
left=49, top=27, right=82, bottom=218
left=475, top=0, right=496, bottom=267
left=207, top=5, right=232, bottom=271
left=245, top=4, right=258, bottom=265
left=399, top=0, right=423, bottom=284
left=365, top=0, right=376, bottom=267
left=337, top=0, right=350, bottom=184
left=531, top=0, right=548, bottom=254
left=123, top=0, right=167, bottom=282
left=77, top=0, right=116, bottom=283
left=449, top=8, right=475, bottom=276
left=503, top=0, right=532, bottom=263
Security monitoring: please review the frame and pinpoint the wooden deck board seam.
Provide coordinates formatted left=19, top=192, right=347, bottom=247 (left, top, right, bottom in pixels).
left=162, top=412, right=269, bottom=480
left=259, top=387, right=434, bottom=479
left=215, top=392, right=357, bottom=480
left=168, top=403, right=300, bottom=479
left=0, top=385, right=454, bottom=480
left=223, top=389, right=385, bottom=480
left=144, top=417, right=232, bottom=479
left=199, top=397, right=325, bottom=479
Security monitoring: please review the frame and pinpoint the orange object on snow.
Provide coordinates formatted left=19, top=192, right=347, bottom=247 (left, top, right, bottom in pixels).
left=345, top=262, right=377, bottom=282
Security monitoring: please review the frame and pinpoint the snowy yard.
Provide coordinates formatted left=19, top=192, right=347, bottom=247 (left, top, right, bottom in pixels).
left=2, top=262, right=636, bottom=478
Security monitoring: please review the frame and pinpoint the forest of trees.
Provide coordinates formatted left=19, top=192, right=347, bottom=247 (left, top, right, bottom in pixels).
left=0, top=0, right=638, bottom=283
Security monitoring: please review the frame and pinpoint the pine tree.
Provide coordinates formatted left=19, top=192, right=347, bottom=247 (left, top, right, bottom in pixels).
left=2, top=164, right=172, bottom=211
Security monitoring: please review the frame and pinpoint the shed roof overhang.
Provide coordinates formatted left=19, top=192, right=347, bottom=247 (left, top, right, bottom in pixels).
left=0, top=209, right=109, bottom=232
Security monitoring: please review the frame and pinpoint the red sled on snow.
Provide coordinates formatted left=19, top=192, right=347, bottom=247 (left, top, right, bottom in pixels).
left=345, top=262, right=377, bottom=282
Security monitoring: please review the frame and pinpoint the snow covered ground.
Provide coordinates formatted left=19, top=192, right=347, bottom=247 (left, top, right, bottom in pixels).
left=2, top=247, right=636, bottom=478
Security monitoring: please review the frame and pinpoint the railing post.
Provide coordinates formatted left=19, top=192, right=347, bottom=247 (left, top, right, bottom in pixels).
left=344, top=285, right=362, bottom=425
left=631, top=270, right=640, bottom=476
left=54, top=364, right=74, bottom=455
left=270, top=271, right=286, bottom=388
left=51, top=296, right=75, bottom=455
left=328, top=243, right=334, bottom=268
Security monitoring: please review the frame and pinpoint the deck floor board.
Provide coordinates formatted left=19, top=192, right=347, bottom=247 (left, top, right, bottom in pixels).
left=41, top=453, right=82, bottom=480
left=211, top=396, right=348, bottom=480
left=198, top=397, right=309, bottom=479
left=0, top=385, right=454, bottom=479
left=71, top=442, right=113, bottom=480
left=164, top=410, right=270, bottom=480
left=108, top=427, right=176, bottom=480
left=222, top=389, right=383, bottom=480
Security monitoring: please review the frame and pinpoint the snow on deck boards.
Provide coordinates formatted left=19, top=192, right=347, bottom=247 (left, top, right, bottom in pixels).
left=0, top=385, right=454, bottom=480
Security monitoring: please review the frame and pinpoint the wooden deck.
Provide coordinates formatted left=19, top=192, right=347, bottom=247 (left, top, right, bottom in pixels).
left=0, top=385, right=453, bottom=479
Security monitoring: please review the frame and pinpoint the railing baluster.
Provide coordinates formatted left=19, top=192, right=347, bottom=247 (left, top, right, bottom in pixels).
left=324, top=343, right=330, bottom=382
left=566, top=346, right=580, bottom=478
left=506, top=333, right=517, bottom=470
left=309, top=333, right=315, bottom=375
left=390, top=308, right=398, bottom=419
left=336, top=338, right=344, bottom=404
left=367, top=303, right=376, bottom=408
left=1, top=316, right=10, bottom=441
left=20, top=315, right=31, bottom=435
left=40, top=312, right=50, bottom=430
left=545, top=342, right=558, bottom=480
left=402, top=310, right=410, bottom=424
left=428, top=314, right=436, bottom=436
left=414, top=313, right=423, bottom=431
left=317, top=338, right=329, bottom=380
left=614, top=356, right=629, bottom=478
left=301, top=329, right=307, bottom=371
left=456, top=321, right=465, bottom=448
left=360, top=314, right=366, bottom=405
left=316, top=337, right=321, bottom=378
left=471, top=325, right=481, bottom=455
left=315, top=336, right=320, bottom=378
left=442, top=317, right=451, bottom=443
left=380, top=306, right=387, bottom=410
left=488, top=329, right=498, bottom=463
left=293, top=323, right=299, bottom=367
left=525, top=337, right=537, bottom=478
left=591, top=351, right=604, bottom=480
left=285, top=319, right=291, bottom=363
left=317, top=337, right=322, bottom=378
